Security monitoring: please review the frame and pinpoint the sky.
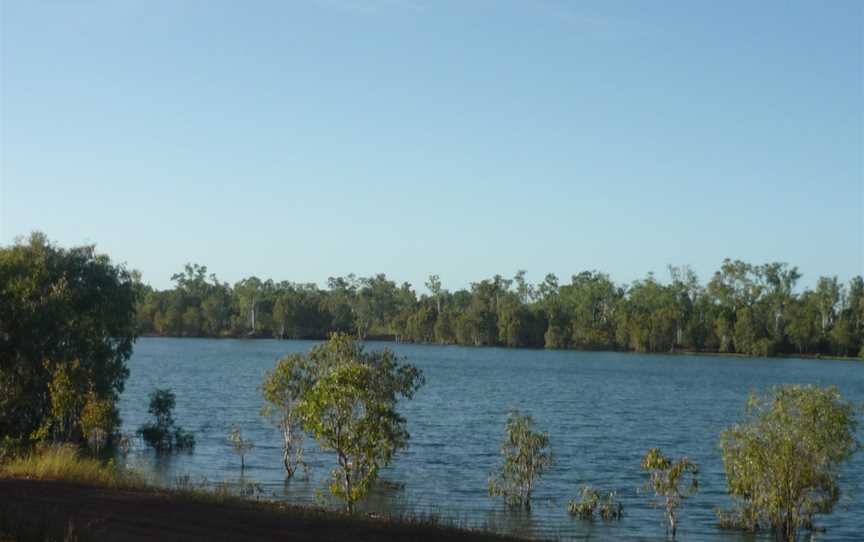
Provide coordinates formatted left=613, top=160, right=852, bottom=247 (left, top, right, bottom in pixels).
left=1, top=0, right=862, bottom=293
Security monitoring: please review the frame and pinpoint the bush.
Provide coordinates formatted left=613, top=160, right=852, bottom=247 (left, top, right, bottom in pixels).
left=719, top=385, right=859, bottom=542
left=640, top=448, right=698, bottom=539
left=227, top=425, right=254, bottom=470
left=138, top=389, right=195, bottom=453
left=488, top=411, right=552, bottom=510
left=568, top=485, right=623, bottom=520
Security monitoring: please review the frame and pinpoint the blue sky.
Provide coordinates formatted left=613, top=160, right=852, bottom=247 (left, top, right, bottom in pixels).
left=1, top=0, right=861, bottom=292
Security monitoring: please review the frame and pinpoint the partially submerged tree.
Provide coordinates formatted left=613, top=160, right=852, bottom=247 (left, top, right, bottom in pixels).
left=260, top=353, right=313, bottom=477
left=138, top=389, right=195, bottom=453
left=228, top=424, right=255, bottom=470
left=719, top=385, right=860, bottom=542
left=295, top=333, right=424, bottom=513
left=488, top=411, right=552, bottom=510
left=640, top=448, right=699, bottom=538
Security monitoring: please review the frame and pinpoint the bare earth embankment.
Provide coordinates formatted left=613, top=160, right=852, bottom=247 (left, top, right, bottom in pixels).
left=0, top=478, right=522, bottom=542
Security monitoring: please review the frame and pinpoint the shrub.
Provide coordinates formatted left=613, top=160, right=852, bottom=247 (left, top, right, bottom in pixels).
left=568, top=485, right=623, bottom=520
left=488, top=411, right=552, bottom=510
left=719, top=385, right=860, bottom=542
left=227, top=425, right=254, bottom=470
left=640, top=448, right=698, bottom=538
left=138, top=389, right=195, bottom=453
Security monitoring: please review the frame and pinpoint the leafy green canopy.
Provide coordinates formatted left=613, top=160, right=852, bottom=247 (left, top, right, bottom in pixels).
left=0, top=233, right=137, bottom=446
left=488, top=410, right=553, bottom=510
left=719, top=385, right=860, bottom=542
left=294, top=334, right=424, bottom=513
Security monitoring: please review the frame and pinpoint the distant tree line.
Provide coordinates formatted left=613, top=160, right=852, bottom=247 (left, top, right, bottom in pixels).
left=135, top=261, right=864, bottom=358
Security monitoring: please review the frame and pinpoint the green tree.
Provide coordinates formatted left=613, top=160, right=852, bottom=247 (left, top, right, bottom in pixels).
left=640, top=448, right=698, bottom=538
left=260, top=353, right=313, bottom=477
left=719, top=385, right=860, bottom=541
left=488, top=411, right=552, bottom=510
left=296, top=334, right=424, bottom=513
left=0, top=233, right=136, bottom=447
left=138, top=388, right=195, bottom=453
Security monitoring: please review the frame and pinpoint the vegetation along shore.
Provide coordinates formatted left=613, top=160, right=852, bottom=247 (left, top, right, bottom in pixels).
left=2, top=233, right=862, bottom=542
left=135, top=250, right=864, bottom=360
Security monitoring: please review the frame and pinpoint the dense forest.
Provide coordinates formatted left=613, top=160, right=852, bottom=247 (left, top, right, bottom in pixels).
left=136, top=261, right=864, bottom=359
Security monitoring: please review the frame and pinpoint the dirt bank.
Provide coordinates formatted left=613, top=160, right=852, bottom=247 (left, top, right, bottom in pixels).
left=0, top=478, right=520, bottom=542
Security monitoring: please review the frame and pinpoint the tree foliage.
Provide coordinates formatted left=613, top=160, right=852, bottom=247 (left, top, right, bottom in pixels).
left=293, top=334, right=424, bottom=513
left=718, top=385, right=860, bottom=542
left=135, top=260, right=864, bottom=360
left=138, top=388, right=195, bottom=453
left=260, top=353, right=313, bottom=477
left=640, top=448, right=699, bottom=538
left=0, top=233, right=137, bottom=447
left=568, top=485, right=624, bottom=520
left=488, top=411, right=553, bottom=510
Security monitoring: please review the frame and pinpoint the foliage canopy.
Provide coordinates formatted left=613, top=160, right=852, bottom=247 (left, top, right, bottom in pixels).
left=719, top=385, right=860, bottom=542
left=294, top=334, right=424, bottom=513
left=0, top=232, right=137, bottom=447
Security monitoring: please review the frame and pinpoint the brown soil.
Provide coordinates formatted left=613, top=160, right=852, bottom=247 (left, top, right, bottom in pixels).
left=0, top=478, right=520, bottom=542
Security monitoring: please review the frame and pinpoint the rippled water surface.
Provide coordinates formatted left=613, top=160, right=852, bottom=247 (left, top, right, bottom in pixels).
left=118, top=338, right=864, bottom=541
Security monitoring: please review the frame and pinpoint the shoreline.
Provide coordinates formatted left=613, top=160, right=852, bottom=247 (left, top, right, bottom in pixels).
left=0, top=477, right=524, bottom=542
left=135, top=334, right=863, bottom=363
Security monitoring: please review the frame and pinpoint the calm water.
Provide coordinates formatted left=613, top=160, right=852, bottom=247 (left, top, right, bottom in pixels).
left=118, top=338, right=864, bottom=541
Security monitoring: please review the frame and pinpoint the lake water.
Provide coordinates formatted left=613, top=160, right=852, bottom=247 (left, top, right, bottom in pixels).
left=118, top=338, right=864, bottom=541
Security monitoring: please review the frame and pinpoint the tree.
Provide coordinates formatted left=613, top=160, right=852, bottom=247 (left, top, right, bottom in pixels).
left=719, top=385, right=860, bottom=541
left=138, top=389, right=195, bottom=453
left=488, top=411, right=552, bottom=510
left=296, top=334, right=424, bottom=513
left=228, top=425, right=255, bottom=470
left=425, top=274, right=443, bottom=314
left=640, top=448, right=698, bottom=538
left=260, top=353, right=313, bottom=477
left=0, top=233, right=137, bottom=447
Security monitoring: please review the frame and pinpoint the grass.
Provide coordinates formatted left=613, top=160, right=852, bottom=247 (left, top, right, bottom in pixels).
left=0, top=446, right=529, bottom=541
left=0, top=445, right=146, bottom=490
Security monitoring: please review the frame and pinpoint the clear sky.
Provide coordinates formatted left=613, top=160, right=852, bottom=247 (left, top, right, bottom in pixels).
left=1, top=1, right=862, bottom=292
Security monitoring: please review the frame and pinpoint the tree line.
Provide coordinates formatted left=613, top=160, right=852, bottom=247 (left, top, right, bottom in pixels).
left=137, top=261, right=864, bottom=358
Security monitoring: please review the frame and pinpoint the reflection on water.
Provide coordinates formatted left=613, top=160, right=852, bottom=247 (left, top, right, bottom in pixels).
left=118, top=338, right=864, bottom=541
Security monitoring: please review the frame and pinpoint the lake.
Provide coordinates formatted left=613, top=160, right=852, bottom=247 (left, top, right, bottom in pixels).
left=118, top=338, right=864, bottom=541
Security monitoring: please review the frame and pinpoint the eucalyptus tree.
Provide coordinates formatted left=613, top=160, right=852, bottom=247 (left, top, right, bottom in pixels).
left=814, top=276, right=841, bottom=334
left=295, top=334, right=424, bottom=513
left=640, top=448, right=699, bottom=538
left=719, top=385, right=860, bottom=541
left=425, top=274, right=443, bottom=313
left=234, top=276, right=265, bottom=335
left=261, top=352, right=314, bottom=477
left=488, top=411, right=552, bottom=510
